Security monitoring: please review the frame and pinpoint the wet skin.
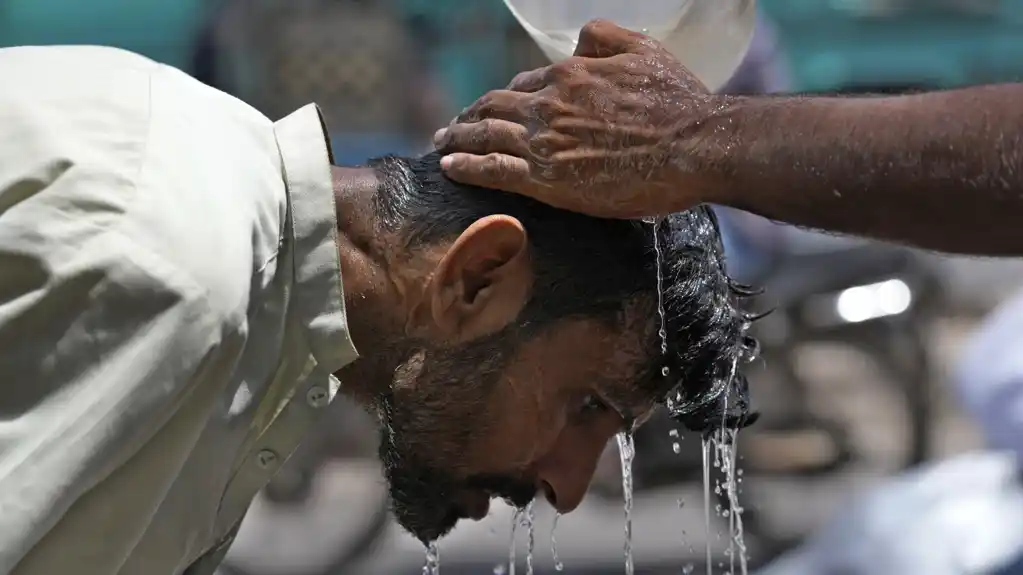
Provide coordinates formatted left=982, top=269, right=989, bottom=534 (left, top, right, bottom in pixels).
left=329, top=167, right=664, bottom=542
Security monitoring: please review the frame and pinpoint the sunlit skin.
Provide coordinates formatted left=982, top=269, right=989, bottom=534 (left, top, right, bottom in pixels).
left=454, top=318, right=659, bottom=516
left=330, top=166, right=662, bottom=542
left=438, top=19, right=1023, bottom=256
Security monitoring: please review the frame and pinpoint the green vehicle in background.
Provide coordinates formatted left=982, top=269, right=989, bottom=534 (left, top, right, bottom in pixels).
left=5, top=0, right=1023, bottom=97
left=759, top=0, right=1023, bottom=93
left=0, top=0, right=210, bottom=71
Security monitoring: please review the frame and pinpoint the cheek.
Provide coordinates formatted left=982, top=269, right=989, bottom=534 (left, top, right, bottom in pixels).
left=387, top=375, right=497, bottom=475
left=542, top=418, right=619, bottom=470
left=462, top=375, right=566, bottom=473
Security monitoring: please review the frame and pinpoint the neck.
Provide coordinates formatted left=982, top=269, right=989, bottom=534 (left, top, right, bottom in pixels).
left=329, top=165, right=415, bottom=405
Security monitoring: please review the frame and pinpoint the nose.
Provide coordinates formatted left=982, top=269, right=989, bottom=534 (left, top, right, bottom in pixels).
left=534, top=431, right=608, bottom=514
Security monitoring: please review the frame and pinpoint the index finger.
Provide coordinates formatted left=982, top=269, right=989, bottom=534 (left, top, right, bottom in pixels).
left=574, top=18, right=659, bottom=58
left=440, top=153, right=533, bottom=194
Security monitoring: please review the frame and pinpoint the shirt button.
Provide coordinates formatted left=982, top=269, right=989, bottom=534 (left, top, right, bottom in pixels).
left=306, top=386, right=329, bottom=408
left=255, top=449, right=278, bottom=469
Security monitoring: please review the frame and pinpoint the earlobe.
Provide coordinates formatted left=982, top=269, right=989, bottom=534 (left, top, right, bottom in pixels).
left=430, top=215, right=532, bottom=342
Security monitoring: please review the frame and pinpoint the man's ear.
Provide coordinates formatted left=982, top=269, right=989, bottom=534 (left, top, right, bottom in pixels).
left=428, top=215, right=531, bottom=342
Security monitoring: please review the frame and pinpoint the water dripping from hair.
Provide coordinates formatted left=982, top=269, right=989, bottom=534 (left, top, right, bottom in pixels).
left=700, top=356, right=748, bottom=575
left=701, top=436, right=713, bottom=575
left=718, top=356, right=749, bottom=575
left=617, top=431, right=636, bottom=575
left=651, top=217, right=670, bottom=368
left=422, top=541, right=440, bottom=575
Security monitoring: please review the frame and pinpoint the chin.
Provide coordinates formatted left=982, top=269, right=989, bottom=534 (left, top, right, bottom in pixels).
left=397, top=508, right=462, bottom=544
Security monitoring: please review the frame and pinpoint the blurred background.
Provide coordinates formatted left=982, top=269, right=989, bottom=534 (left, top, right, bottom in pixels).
left=8, top=0, right=1023, bottom=573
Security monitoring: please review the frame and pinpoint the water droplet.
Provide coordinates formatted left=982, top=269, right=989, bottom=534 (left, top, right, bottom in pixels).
left=672, top=442, right=681, bottom=454
left=493, top=565, right=507, bottom=575
left=669, top=428, right=679, bottom=438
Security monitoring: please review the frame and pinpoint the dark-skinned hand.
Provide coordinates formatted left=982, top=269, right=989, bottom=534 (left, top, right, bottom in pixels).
left=433, top=19, right=731, bottom=219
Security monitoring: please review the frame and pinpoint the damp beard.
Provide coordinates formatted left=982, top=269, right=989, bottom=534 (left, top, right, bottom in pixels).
left=376, top=334, right=537, bottom=543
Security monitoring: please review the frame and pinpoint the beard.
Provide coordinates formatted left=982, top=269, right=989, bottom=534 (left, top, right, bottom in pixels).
left=376, top=333, right=537, bottom=543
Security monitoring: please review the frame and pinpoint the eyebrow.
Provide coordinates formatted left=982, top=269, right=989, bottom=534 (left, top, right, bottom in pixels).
left=594, top=377, right=654, bottom=429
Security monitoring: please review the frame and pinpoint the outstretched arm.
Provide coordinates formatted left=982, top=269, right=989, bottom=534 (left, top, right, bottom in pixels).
left=437, top=20, right=1023, bottom=256
left=709, top=86, right=1023, bottom=255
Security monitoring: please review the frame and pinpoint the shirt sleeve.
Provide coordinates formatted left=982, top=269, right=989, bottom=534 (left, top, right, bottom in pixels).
left=0, top=196, right=235, bottom=571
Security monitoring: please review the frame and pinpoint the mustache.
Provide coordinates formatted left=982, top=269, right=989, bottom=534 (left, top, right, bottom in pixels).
left=464, top=473, right=537, bottom=509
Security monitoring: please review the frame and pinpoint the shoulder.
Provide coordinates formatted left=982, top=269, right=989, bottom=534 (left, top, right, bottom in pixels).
left=0, top=47, right=289, bottom=328
left=128, top=66, right=288, bottom=324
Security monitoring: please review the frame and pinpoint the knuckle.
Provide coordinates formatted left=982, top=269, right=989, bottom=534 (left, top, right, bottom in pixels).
left=580, top=18, right=604, bottom=37
left=455, top=105, right=476, bottom=124
left=529, top=96, right=562, bottom=122
left=527, top=133, right=558, bottom=160
left=563, top=56, right=587, bottom=71
left=447, top=122, right=472, bottom=143
left=510, top=71, right=532, bottom=87
left=460, top=95, right=490, bottom=122
left=546, top=61, right=576, bottom=83
left=476, top=91, right=500, bottom=114
left=531, top=157, right=560, bottom=182
left=508, top=69, right=542, bottom=92
left=478, top=117, right=502, bottom=137
left=482, top=153, right=508, bottom=173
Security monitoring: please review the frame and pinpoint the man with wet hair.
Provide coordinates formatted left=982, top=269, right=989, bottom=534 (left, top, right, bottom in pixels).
left=0, top=46, right=753, bottom=574
left=354, top=152, right=757, bottom=542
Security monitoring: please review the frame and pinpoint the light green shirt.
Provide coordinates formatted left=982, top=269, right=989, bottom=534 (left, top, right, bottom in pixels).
left=0, top=45, right=359, bottom=574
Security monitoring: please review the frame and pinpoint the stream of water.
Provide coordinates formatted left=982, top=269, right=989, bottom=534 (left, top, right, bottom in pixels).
left=717, top=428, right=748, bottom=575
left=506, top=508, right=522, bottom=575
left=652, top=219, right=669, bottom=367
left=525, top=501, right=536, bottom=575
left=550, top=513, right=564, bottom=571
left=422, top=541, right=440, bottom=575
left=702, top=438, right=713, bottom=574
left=616, top=432, right=637, bottom=575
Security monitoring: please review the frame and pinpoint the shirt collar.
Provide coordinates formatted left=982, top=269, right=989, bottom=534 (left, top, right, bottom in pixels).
left=273, top=104, right=359, bottom=373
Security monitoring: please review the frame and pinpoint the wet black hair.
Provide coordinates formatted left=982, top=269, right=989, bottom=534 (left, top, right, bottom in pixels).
left=367, top=152, right=759, bottom=433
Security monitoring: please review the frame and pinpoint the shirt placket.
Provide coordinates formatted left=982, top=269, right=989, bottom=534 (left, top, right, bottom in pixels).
left=213, top=358, right=340, bottom=536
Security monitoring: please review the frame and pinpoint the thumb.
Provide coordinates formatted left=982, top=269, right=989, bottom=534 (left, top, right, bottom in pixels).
left=573, top=19, right=657, bottom=58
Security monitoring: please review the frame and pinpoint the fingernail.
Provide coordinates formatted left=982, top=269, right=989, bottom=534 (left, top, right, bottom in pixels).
left=433, top=128, right=447, bottom=147
left=440, top=155, right=452, bottom=169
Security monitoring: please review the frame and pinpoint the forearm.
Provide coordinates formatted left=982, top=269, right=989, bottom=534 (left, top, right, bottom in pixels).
left=700, top=85, right=1023, bottom=255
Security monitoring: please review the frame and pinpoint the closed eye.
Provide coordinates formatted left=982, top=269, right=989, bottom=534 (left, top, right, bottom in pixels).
left=580, top=393, right=611, bottom=414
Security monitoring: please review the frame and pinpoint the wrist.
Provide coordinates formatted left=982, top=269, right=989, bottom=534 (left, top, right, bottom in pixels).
left=667, top=94, right=756, bottom=207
